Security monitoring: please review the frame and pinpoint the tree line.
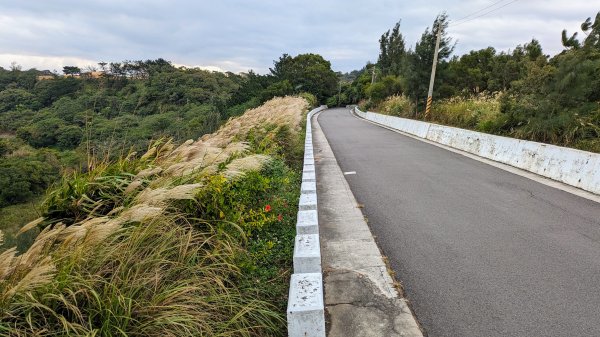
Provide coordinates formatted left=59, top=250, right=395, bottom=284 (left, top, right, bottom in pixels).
left=0, top=55, right=337, bottom=207
left=334, top=12, right=600, bottom=152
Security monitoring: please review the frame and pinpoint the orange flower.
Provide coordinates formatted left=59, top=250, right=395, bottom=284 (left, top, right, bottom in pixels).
left=277, top=214, right=283, bottom=222
left=265, top=204, right=271, bottom=212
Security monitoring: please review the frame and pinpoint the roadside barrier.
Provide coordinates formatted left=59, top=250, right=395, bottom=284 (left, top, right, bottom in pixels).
left=287, top=106, right=327, bottom=337
left=353, top=107, right=600, bottom=195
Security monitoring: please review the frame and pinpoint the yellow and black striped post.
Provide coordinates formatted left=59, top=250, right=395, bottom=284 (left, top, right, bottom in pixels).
left=425, top=95, right=433, bottom=119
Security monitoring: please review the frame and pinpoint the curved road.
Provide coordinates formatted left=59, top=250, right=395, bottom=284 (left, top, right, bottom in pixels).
left=318, top=108, right=600, bottom=337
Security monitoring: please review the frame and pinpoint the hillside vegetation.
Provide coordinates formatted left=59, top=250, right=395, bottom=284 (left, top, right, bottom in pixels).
left=0, top=96, right=309, bottom=336
left=336, top=12, right=600, bottom=152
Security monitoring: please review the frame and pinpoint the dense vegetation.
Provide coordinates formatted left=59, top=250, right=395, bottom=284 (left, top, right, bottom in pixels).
left=0, top=96, right=310, bottom=335
left=0, top=49, right=334, bottom=335
left=335, top=12, right=600, bottom=152
left=0, top=55, right=333, bottom=210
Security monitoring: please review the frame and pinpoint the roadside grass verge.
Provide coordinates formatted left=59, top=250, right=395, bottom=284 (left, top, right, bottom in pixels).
left=0, top=96, right=309, bottom=336
left=374, top=93, right=600, bottom=153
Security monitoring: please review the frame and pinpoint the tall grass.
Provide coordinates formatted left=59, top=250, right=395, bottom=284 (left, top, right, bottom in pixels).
left=375, top=93, right=600, bottom=153
left=0, top=96, right=309, bottom=336
left=377, top=95, right=415, bottom=118
left=430, top=93, right=501, bottom=131
left=0, top=217, right=282, bottom=336
left=376, top=93, right=501, bottom=130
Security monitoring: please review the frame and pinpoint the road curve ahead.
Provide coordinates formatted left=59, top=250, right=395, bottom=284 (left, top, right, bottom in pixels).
left=317, top=108, right=600, bottom=337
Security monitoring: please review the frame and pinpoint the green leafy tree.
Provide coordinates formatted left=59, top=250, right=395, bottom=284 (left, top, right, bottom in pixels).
left=378, top=20, right=406, bottom=76
left=270, top=53, right=338, bottom=102
left=0, top=88, right=38, bottom=112
left=62, top=66, right=81, bottom=77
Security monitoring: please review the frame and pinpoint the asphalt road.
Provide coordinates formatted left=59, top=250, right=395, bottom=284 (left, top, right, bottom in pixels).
left=317, top=108, right=600, bottom=337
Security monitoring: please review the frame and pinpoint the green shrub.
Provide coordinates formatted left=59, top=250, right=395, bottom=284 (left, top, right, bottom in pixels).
left=430, top=93, right=501, bottom=129
left=378, top=95, right=414, bottom=117
left=299, top=92, right=318, bottom=108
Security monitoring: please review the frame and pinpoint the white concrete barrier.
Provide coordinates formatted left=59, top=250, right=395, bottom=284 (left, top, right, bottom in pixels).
left=297, top=209, right=319, bottom=234
left=299, top=192, right=317, bottom=211
left=302, top=171, right=316, bottom=182
left=301, top=181, right=317, bottom=193
left=288, top=105, right=327, bottom=336
left=354, top=107, right=600, bottom=195
left=287, top=273, right=326, bottom=337
left=293, top=234, right=322, bottom=273
left=303, top=164, right=315, bottom=172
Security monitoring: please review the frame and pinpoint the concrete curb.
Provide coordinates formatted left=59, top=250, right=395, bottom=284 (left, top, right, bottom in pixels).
left=353, top=107, right=600, bottom=195
left=287, top=105, right=327, bottom=337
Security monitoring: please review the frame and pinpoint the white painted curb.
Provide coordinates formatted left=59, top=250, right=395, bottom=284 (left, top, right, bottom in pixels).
left=293, top=234, right=322, bottom=273
left=287, top=105, right=327, bottom=337
left=287, top=273, right=326, bottom=337
left=354, top=107, right=600, bottom=195
left=302, top=171, right=316, bottom=182
left=296, top=209, right=319, bottom=234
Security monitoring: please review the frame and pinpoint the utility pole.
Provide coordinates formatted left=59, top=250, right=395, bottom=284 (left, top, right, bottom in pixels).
left=337, top=80, right=342, bottom=107
left=425, top=24, right=442, bottom=119
left=371, top=66, right=376, bottom=84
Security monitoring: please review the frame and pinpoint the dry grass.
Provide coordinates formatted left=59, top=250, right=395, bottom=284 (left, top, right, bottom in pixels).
left=377, top=95, right=415, bottom=117
left=0, top=96, right=310, bottom=336
left=202, top=96, right=308, bottom=147
left=431, top=93, right=501, bottom=130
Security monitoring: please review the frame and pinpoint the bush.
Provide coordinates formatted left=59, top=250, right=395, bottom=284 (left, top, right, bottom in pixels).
left=430, top=93, right=501, bottom=130
left=0, top=155, right=60, bottom=207
left=378, top=95, right=414, bottom=117
left=299, top=92, right=318, bottom=108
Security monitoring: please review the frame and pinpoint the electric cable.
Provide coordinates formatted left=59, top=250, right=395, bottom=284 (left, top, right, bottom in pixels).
left=450, top=0, right=520, bottom=27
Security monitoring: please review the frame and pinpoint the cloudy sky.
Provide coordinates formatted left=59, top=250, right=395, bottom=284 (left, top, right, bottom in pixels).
left=0, top=0, right=597, bottom=74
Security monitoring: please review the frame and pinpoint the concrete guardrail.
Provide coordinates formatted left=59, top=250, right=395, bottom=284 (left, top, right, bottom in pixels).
left=353, top=107, right=600, bottom=195
left=287, top=105, right=327, bottom=337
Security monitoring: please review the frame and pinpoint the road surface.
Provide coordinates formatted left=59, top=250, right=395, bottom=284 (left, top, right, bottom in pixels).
left=317, top=108, right=600, bottom=337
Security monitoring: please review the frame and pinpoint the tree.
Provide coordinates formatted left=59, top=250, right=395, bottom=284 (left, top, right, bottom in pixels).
left=0, top=88, right=37, bottom=112
left=563, top=12, right=600, bottom=50
left=62, top=66, right=81, bottom=77
left=405, top=13, right=454, bottom=105
left=270, top=53, right=338, bottom=103
left=378, top=20, right=406, bottom=76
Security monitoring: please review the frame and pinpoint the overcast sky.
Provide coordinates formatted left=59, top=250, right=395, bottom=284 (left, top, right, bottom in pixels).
left=0, top=0, right=597, bottom=74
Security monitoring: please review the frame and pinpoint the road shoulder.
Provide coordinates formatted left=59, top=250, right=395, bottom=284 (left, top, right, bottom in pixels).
left=313, top=109, right=423, bottom=337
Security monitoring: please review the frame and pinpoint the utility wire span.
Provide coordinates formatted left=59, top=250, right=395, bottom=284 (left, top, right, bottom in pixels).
left=450, top=0, right=520, bottom=27
left=452, top=0, right=509, bottom=24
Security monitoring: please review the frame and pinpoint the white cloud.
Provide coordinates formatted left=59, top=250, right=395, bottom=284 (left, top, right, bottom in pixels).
left=0, top=1, right=597, bottom=73
left=0, top=54, right=98, bottom=72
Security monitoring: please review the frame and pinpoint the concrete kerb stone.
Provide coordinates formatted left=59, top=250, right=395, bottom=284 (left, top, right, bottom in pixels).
left=287, top=273, right=326, bottom=337
left=302, top=171, right=316, bottom=182
left=299, top=191, right=318, bottom=211
left=303, top=164, right=315, bottom=173
left=288, top=105, right=327, bottom=336
left=293, top=234, right=322, bottom=273
left=297, top=209, right=319, bottom=234
left=301, top=181, right=317, bottom=193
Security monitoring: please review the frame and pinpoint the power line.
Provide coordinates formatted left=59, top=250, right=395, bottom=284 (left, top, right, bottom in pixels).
left=449, top=0, right=519, bottom=27
left=452, top=0, right=510, bottom=24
